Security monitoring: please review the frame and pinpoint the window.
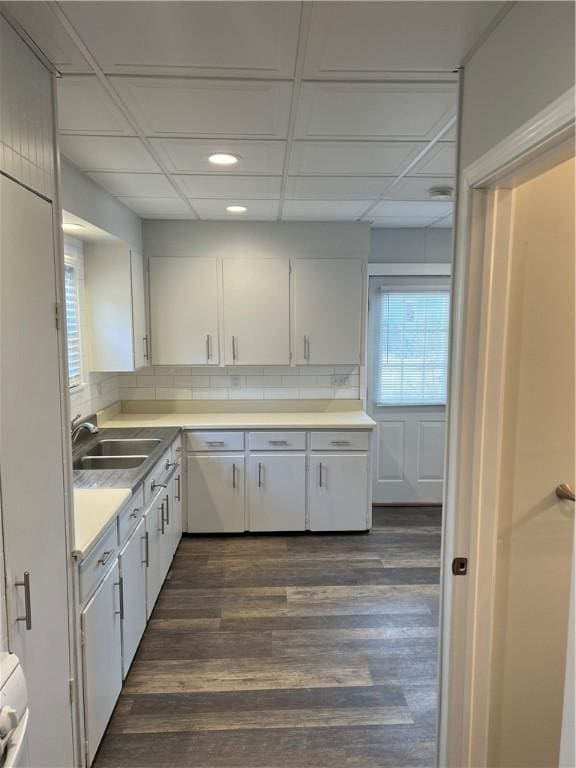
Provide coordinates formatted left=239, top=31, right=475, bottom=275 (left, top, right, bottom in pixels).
left=64, top=257, right=82, bottom=389
left=373, top=289, right=450, bottom=406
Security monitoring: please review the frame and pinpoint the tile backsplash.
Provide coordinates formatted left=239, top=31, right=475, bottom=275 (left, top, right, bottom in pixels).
left=118, top=365, right=361, bottom=401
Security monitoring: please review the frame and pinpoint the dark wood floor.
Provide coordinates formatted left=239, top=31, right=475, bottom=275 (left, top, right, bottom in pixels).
left=94, top=507, right=442, bottom=768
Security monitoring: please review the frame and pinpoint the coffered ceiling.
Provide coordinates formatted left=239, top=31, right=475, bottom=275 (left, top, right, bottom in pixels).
left=5, top=1, right=510, bottom=226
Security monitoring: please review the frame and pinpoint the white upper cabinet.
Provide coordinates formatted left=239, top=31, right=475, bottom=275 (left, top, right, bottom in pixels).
left=85, top=243, right=149, bottom=372
left=222, top=259, right=290, bottom=365
left=150, top=257, right=219, bottom=365
left=294, top=258, right=363, bottom=365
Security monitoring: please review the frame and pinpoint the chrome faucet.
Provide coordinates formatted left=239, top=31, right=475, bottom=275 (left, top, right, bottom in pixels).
left=71, top=414, right=99, bottom=444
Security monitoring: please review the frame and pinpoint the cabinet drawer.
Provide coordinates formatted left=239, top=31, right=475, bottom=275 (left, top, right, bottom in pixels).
left=144, top=448, right=172, bottom=505
left=187, top=431, right=245, bottom=452
left=79, top=523, right=118, bottom=604
left=248, top=431, right=306, bottom=451
left=310, top=431, right=370, bottom=451
left=117, top=486, right=144, bottom=546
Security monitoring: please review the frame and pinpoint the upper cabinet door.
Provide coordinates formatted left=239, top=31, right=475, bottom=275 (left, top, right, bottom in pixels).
left=131, top=251, right=148, bottom=370
left=223, top=259, right=290, bottom=365
left=150, top=257, right=219, bottom=365
left=294, top=259, right=362, bottom=364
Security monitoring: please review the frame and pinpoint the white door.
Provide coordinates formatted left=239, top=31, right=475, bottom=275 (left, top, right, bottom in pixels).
left=187, top=455, right=245, bottom=532
left=81, top=562, right=123, bottom=767
left=367, top=276, right=450, bottom=504
left=294, top=258, right=362, bottom=364
left=0, top=176, right=75, bottom=767
left=150, top=257, right=219, bottom=365
left=171, top=466, right=183, bottom=555
left=309, top=454, right=369, bottom=531
left=144, top=497, right=164, bottom=619
left=119, top=519, right=147, bottom=677
left=131, top=250, right=147, bottom=369
left=222, top=259, right=290, bottom=365
left=248, top=454, right=306, bottom=531
left=481, top=157, right=575, bottom=767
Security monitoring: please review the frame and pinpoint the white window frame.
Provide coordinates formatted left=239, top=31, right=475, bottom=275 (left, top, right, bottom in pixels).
left=63, top=237, right=84, bottom=391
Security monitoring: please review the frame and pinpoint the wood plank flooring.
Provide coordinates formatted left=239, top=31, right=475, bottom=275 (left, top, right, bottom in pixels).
left=94, top=507, right=441, bottom=768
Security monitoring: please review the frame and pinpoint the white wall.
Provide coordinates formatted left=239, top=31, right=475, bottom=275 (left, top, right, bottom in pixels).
left=370, top=228, right=452, bottom=263
left=61, top=158, right=142, bottom=252
left=460, top=1, right=575, bottom=168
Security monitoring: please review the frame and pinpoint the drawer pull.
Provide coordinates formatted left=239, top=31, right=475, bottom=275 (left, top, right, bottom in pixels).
left=151, top=480, right=167, bottom=493
left=15, top=572, right=32, bottom=631
left=98, top=550, right=113, bottom=567
left=330, top=440, right=351, bottom=446
left=129, top=507, right=141, bottom=519
left=269, top=440, right=288, bottom=446
left=165, top=459, right=177, bottom=471
left=206, top=441, right=225, bottom=446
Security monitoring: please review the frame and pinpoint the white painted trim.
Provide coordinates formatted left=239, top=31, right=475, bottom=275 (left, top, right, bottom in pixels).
left=367, top=263, right=451, bottom=277
left=439, top=85, right=576, bottom=768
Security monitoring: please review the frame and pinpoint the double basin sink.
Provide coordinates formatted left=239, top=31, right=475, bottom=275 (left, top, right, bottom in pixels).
left=73, top=438, right=161, bottom=471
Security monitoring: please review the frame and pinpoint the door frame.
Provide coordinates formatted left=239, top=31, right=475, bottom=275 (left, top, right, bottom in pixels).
left=438, top=85, right=575, bottom=767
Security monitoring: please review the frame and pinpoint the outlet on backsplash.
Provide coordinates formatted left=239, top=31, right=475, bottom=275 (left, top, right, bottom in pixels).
left=332, top=373, right=351, bottom=388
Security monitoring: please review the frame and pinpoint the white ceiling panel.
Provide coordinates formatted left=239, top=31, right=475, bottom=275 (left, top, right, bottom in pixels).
left=370, top=216, right=441, bottom=228
left=295, top=83, right=457, bottom=141
left=191, top=199, right=279, bottom=220
left=282, top=201, right=368, bottom=220
left=409, top=142, right=456, bottom=176
left=430, top=214, right=454, bottom=229
left=150, top=139, right=286, bottom=175
left=289, top=141, right=426, bottom=176
left=303, top=2, right=505, bottom=77
left=369, top=200, right=453, bottom=219
left=178, top=175, right=281, bottom=200
left=88, top=172, right=175, bottom=198
left=119, top=197, right=194, bottom=218
left=59, top=136, right=159, bottom=172
left=285, top=177, right=393, bottom=201
left=112, top=78, right=292, bottom=138
left=61, top=2, right=300, bottom=78
left=58, top=77, right=134, bottom=135
left=387, top=176, right=455, bottom=201
left=3, top=2, right=92, bottom=73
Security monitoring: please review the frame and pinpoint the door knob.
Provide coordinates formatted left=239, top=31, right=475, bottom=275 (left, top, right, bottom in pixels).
left=556, top=483, right=575, bottom=502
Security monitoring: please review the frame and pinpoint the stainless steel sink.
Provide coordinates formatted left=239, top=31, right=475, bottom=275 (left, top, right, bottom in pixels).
left=74, top=455, right=147, bottom=470
left=85, top=439, right=161, bottom=457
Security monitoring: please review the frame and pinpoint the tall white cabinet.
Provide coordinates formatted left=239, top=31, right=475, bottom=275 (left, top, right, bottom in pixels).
left=294, top=258, right=362, bottom=364
left=84, top=244, right=148, bottom=372
left=150, top=257, right=219, bottom=365
left=222, top=259, right=290, bottom=365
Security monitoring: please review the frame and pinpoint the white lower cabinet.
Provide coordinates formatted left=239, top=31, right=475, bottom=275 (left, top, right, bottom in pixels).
left=171, top=465, right=184, bottom=554
left=187, top=454, right=245, bottom=533
left=144, top=492, right=164, bottom=620
left=248, top=454, right=306, bottom=532
left=118, top=518, right=147, bottom=678
left=81, top=562, right=123, bottom=766
left=309, top=454, right=369, bottom=531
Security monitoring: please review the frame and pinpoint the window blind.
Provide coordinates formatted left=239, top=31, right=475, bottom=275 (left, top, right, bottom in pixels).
left=373, top=289, right=450, bottom=406
left=64, top=263, right=82, bottom=388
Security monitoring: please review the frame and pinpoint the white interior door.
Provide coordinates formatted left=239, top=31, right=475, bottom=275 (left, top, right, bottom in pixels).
left=150, top=257, right=219, bottom=365
left=367, top=276, right=449, bottom=504
left=294, top=258, right=362, bottom=364
left=483, top=157, right=575, bottom=767
left=0, top=175, right=75, bottom=767
left=222, top=259, right=290, bottom=365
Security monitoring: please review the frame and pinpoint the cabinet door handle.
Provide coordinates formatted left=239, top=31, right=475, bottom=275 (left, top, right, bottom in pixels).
left=206, top=334, right=212, bottom=361
left=114, top=577, right=124, bottom=620
left=232, top=336, right=237, bottom=362
left=98, top=550, right=113, bottom=567
left=164, top=494, right=170, bottom=525
left=159, top=502, right=165, bottom=535
left=176, top=474, right=181, bottom=502
left=304, top=336, right=310, bottom=362
left=142, top=532, right=149, bottom=567
left=15, top=572, right=32, bottom=631
left=319, top=462, right=324, bottom=488
left=232, top=463, right=237, bottom=489
left=143, top=335, right=149, bottom=361
left=258, top=462, right=263, bottom=488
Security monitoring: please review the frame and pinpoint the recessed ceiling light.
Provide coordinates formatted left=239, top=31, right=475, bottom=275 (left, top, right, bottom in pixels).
left=209, top=153, right=240, bottom=166
left=428, top=186, right=453, bottom=201
left=226, top=205, right=247, bottom=214
left=62, top=222, right=85, bottom=231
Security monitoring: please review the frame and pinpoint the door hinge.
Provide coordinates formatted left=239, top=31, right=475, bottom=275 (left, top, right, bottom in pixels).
left=452, top=557, right=468, bottom=576
left=55, top=302, right=60, bottom=330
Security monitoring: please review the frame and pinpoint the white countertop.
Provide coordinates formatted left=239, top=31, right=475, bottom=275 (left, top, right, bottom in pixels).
left=99, top=410, right=376, bottom=430
left=73, top=488, right=132, bottom=559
